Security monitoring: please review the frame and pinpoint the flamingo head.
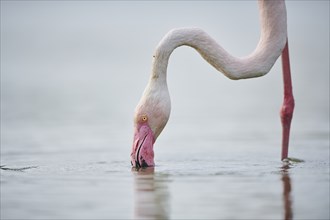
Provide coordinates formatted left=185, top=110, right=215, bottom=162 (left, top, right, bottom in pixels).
left=131, top=88, right=171, bottom=168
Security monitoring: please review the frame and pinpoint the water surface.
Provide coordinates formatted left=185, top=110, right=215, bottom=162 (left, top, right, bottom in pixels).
left=1, top=123, right=329, bottom=219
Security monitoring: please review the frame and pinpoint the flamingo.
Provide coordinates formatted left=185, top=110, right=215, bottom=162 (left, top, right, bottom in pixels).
left=131, top=0, right=294, bottom=168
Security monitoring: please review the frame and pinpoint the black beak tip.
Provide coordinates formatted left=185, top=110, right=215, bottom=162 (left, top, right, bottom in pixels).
left=141, top=159, right=149, bottom=168
left=132, top=159, right=149, bottom=168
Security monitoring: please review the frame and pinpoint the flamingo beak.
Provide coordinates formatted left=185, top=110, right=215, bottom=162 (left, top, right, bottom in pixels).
left=130, top=124, right=155, bottom=168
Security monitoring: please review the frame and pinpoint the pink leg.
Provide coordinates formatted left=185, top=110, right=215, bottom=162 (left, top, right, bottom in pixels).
left=280, top=40, right=295, bottom=160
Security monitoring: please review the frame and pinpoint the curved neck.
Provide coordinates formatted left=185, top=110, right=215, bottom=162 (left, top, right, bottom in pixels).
left=151, top=0, right=287, bottom=81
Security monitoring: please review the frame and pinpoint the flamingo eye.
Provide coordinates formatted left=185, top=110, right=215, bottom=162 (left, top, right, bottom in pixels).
left=141, top=115, right=148, bottom=122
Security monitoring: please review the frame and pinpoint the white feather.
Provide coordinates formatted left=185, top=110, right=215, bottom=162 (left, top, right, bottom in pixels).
left=135, top=0, right=288, bottom=141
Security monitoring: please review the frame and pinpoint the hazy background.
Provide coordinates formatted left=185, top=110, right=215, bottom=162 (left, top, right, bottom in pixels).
left=1, top=1, right=329, bottom=157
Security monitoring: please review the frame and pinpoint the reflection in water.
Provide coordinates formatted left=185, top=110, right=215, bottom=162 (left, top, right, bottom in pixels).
left=132, top=167, right=170, bottom=220
left=281, top=165, right=293, bottom=220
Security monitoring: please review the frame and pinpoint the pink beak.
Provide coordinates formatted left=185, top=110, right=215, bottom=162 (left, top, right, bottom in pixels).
left=130, top=123, right=155, bottom=168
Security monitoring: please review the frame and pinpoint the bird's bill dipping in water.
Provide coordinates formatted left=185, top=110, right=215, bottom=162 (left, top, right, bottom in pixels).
left=130, top=1, right=293, bottom=166
left=131, top=119, right=155, bottom=168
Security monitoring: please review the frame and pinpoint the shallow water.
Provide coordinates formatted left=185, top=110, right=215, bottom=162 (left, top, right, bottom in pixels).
left=1, top=122, right=329, bottom=220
